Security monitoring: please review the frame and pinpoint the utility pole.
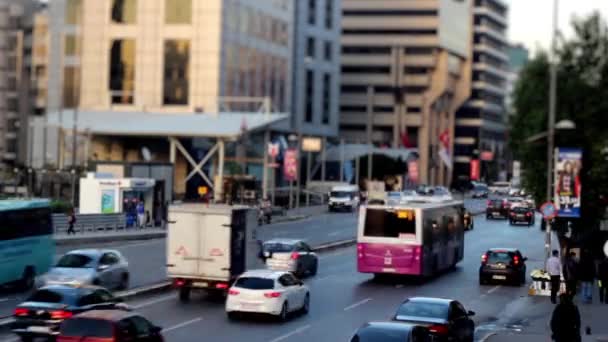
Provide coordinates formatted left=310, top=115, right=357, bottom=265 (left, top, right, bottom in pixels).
left=545, top=0, right=559, bottom=260
left=366, top=86, right=374, bottom=182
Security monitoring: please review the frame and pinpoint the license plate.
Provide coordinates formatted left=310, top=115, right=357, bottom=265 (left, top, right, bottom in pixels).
left=384, top=257, right=392, bottom=265
left=492, top=275, right=507, bottom=280
left=194, top=282, right=209, bottom=288
left=241, top=303, right=260, bottom=310
left=27, top=326, right=51, bottom=334
left=493, top=213, right=500, bottom=217
left=517, top=214, right=524, bottom=218
left=382, top=268, right=396, bottom=273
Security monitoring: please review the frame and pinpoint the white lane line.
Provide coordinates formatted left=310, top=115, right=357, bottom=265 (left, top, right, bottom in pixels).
left=117, top=239, right=165, bottom=249
left=486, top=285, right=501, bottom=294
left=162, top=317, right=203, bottom=333
left=0, top=297, right=11, bottom=302
left=269, top=324, right=311, bottom=342
left=133, top=294, right=175, bottom=309
left=344, top=298, right=372, bottom=311
left=5, top=337, right=19, bottom=342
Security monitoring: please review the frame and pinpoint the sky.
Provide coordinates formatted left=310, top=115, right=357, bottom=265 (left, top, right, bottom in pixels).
left=507, top=0, right=608, bottom=55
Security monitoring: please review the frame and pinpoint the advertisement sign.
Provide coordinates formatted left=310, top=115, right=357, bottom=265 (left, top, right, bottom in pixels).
left=283, top=148, right=298, bottom=182
left=101, top=190, right=115, bottom=214
left=512, top=161, right=521, bottom=187
left=408, top=160, right=419, bottom=184
left=480, top=151, right=494, bottom=161
left=554, top=148, right=582, bottom=218
left=267, top=143, right=279, bottom=158
left=301, top=137, right=322, bottom=152
left=470, top=159, right=480, bottom=181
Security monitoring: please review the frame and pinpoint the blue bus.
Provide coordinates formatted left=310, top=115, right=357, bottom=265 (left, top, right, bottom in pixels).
left=0, top=199, right=55, bottom=289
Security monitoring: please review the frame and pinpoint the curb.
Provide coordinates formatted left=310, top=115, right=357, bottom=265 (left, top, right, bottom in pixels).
left=54, top=232, right=166, bottom=246
left=479, top=332, right=497, bottom=342
left=313, top=239, right=356, bottom=252
left=0, top=281, right=173, bottom=330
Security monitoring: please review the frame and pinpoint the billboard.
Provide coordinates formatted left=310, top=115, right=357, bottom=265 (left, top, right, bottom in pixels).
left=101, top=189, right=116, bottom=214
left=283, top=148, right=298, bottom=182
left=554, top=148, right=582, bottom=218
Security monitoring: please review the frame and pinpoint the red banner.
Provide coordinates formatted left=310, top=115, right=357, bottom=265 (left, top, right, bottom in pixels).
left=470, top=159, right=480, bottom=181
left=408, top=160, right=419, bottom=184
left=283, top=149, right=298, bottom=182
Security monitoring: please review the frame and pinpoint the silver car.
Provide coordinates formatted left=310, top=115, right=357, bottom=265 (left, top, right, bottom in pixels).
left=262, top=239, right=318, bottom=277
left=37, top=249, right=129, bottom=290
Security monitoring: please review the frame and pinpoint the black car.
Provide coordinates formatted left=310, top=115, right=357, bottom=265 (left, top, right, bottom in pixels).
left=509, top=206, right=535, bottom=226
left=11, top=285, right=128, bottom=340
left=479, top=248, right=527, bottom=286
left=393, top=297, right=475, bottom=342
left=351, top=322, right=433, bottom=342
left=486, top=199, right=509, bottom=219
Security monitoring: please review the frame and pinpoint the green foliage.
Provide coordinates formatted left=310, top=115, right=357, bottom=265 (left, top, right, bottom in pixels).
left=510, top=12, right=608, bottom=228
left=50, top=200, right=73, bottom=214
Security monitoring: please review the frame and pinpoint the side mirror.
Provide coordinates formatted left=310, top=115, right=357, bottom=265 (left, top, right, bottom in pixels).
left=467, top=310, right=476, bottom=316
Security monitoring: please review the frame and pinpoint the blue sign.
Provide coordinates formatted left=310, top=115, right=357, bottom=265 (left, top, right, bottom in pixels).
left=540, top=202, right=557, bottom=220
left=555, top=148, right=582, bottom=218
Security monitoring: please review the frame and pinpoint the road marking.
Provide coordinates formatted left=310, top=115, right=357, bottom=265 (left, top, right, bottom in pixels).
left=269, top=324, right=311, bottom=342
left=133, top=294, right=175, bottom=309
left=117, top=239, right=165, bottom=249
left=486, top=285, right=501, bottom=294
left=344, top=298, right=372, bottom=311
left=162, top=317, right=203, bottom=333
left=0, top=297, right=11, bottom=302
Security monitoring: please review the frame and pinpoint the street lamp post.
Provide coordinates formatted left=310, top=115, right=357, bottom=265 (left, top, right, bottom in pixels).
left=545, top=0, right=559, bottom=260
left=13, top=168, right=19, bottom=197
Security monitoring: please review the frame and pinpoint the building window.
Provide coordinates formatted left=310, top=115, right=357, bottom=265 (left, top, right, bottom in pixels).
left=111, top=0, right=137, bottom=24
left=308, top=0, right=316, bottom=25
left=324, top=41, right=332, bottom=61
left=306, top=37, right=315, bottom=58
left=322, top=73, right=330, bottom=124
left=325, top=0, right=333, bottom=29
left=64, top=35, right=78, bottom=56
left=109, top=39, right=135, bottom=104
left=165, top=0, right=191, bottom=24
left=163, top=40, right=190, bottom=105
left=305, top=70, right=314, bottom=123
left=65, top=0, right=82, bottom=25
left=63, top=66, right=80, bottom=108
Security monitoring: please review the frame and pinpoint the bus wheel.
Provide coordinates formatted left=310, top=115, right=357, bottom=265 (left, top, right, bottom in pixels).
left=21, top=267, right=35, bottom=290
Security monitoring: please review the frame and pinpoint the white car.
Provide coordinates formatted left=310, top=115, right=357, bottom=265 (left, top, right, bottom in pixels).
left=226, top=270, right=310, bottom=322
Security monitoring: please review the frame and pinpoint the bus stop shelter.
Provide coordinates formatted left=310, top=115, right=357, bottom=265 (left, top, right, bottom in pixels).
left=43, top=109, right=289, bottom=201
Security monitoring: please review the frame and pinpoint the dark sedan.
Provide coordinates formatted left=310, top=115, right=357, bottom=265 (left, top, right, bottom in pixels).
left=479, top=248, right=527, bottom=286
left=393, top=297, right=475, bottom=342
left=11, top=285, right=128, bottom=340
left=486, top=199, right=509, bottom=219
left=351, top=322, right=433, bottom=342
left=509, top=206, right=535, bottom=226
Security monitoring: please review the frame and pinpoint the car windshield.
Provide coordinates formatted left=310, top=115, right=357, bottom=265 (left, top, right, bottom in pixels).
left=396, top=301, right=449, bottom=319
left=512, top=207, right=529, bottom=213
left=352, top=327, right=410, bottom=342
left=234, top=277, right=275, bottom=290
left=474, top=186, right=488, bottom=191
left=263, top=243, right=294, bottom=253
left=488, top=200, right=503, bottom=207
left=60, top=318, right=114, bottom=338
left=488, top=251, right=514, bottom=263
left=331, top=191, right=353, bottom=198
left=56, top=254, right=96, bottom=268
left=27, top=289, right=65, bottom=303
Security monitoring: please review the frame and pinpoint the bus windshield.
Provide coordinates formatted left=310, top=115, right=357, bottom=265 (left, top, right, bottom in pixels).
left=330, top=191, right=353, bottom=199
left=363, top=208, right=416, bottom=238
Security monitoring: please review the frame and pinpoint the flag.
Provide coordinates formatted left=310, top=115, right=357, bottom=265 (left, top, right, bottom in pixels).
left=438, top=129, right=452, bottom=169
left=401, top=129, right=413, bottom=148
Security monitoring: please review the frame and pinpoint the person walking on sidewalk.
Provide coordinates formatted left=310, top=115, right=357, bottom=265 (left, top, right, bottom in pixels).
left=67, top=211, right=76, bottom=235
left=578, top=249, right=596, bottom=304
left=598, top=255, right=608, bottom=304
left=551, top=293, right=581, bottom=342
left=547, top=249, right=562, bottom=304
left=564, top=251, right=579, bottom=297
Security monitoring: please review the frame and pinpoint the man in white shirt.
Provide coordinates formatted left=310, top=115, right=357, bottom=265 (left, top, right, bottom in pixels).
left=546, top=249, right=562, bottom=304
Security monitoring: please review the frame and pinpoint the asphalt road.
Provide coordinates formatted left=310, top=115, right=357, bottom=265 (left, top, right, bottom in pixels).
left=0, top=212, right=547, bottom=342
left=0, top=210, right=358, bottom=319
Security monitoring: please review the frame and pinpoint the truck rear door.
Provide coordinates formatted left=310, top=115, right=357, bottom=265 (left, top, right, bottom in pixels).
left=198, top=214, right=231, bottom=279
left=167, top=211, right=200, bottom=276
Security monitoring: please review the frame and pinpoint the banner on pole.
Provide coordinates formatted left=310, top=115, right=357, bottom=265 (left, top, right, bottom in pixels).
left=438, top=129, right=452, bottom=169
left=554, top=148, right=582, bottom=218
left=284, top=148, right=298, bottom=182
left=470, top=159, right=480, bottom=181
left=408, top=160, right=419, bottom=184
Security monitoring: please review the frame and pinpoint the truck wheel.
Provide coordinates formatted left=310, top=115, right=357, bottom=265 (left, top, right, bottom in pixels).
left=179, top=287, right=191, bottom=302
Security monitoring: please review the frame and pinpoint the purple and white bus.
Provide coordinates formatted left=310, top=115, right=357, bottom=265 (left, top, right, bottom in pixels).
left=357, top=200, right=465, bottom=277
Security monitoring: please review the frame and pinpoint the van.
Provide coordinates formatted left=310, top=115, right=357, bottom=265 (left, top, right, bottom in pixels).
left=328, top=185, right=360, bottom=212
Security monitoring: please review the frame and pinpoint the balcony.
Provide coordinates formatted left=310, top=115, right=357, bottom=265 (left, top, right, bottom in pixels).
left=404, top=74, right=430, bottom=87
left=473, top=63, right=509, bottom=80
left=474, top=7, right=508, bottom=28
left=342, top=73, right=392, bottom=86
left=404, top=55, right=436, bottom=67
left=341, top=55, right=391, bottom=66
left=475, top=25, right=507, bottom=44
left=341, top=93, right=395, bottom=106
left=468, top=99, right=504, bottom=115
left=472, top=81, right=506, bottom=97
left=474, top=43, right=509, bottom=62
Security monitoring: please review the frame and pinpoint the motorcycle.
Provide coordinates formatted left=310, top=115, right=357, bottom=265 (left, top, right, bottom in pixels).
left=258, top=199, right=272, bottom=225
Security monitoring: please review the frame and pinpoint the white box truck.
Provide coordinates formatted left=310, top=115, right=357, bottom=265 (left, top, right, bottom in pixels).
left=166, top=204, right=264, bottom=301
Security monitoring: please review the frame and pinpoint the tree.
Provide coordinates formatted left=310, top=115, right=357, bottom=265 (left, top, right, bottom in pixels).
left=510, top=12, right=608, bottom=231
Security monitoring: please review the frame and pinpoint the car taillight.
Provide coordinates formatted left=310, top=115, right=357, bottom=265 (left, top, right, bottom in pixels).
left=264, top=292, right=282, bottom=298
left=428, top=324, right=449, bottom=335
left=174, top=278, right=185, bottom=287
left=50, top=310, right=73, bottom=320
left=481, top=254, right=488, bottom=264
left=216, top=283, right=229, bottom=289
left=510, top=212, right=515, bottom=216
left=291, top=252, right=299, bottom=260
left=228, top=289, right=240, bottom=296
left=513, top=256, right=520, bottom=265
left=526, top=212, right=532, bottom=217
left=14, top=308, right=28, bottom=317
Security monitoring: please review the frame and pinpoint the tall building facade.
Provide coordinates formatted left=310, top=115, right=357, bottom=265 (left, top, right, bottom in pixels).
left=288, top=0, right=341, bottom=138
left=340, top=0, right=473, bottom=185
left=505, top=43, right=528, bottom=113
left=453, top=0, right=509, bottom=182
left=0, top=0, right=40, bottom=170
